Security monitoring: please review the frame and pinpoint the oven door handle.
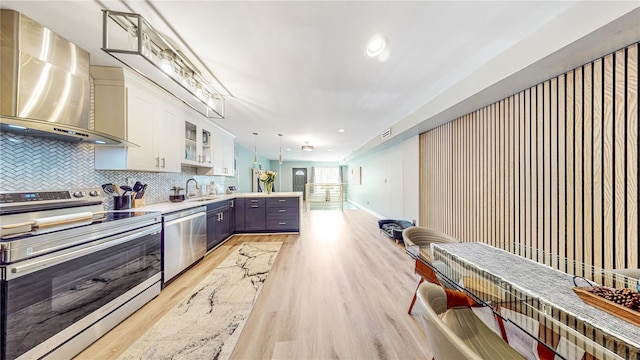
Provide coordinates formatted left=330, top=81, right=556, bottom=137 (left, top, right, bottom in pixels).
left=7, top=225, right=161, bottom=278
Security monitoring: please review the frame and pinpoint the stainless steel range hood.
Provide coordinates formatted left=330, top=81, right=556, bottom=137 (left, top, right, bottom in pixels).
left=0, top=9, right=133, bottom=146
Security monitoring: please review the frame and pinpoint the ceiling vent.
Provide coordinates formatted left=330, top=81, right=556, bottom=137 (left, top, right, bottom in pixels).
left=381, top=128, right=392, bottom=140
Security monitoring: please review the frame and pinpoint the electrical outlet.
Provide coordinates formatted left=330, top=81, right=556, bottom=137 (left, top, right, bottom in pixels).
left=126, top=177, right=136, bottom=188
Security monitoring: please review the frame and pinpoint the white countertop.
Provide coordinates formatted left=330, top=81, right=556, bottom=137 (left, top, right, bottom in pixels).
left=138, top=192, right=303, bottom=214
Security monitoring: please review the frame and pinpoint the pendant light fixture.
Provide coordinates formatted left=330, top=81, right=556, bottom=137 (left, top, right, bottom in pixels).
left=253, top=132, right=258, bottom=164
left=301, top=141, right=314, bottom=152
left=278, top=133, right=283, bottom=164
left=101, top=10, right=226, bottom=119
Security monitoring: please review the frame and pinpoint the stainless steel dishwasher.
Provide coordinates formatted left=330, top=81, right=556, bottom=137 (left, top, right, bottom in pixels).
left=162, top=206, right=207, bottom=285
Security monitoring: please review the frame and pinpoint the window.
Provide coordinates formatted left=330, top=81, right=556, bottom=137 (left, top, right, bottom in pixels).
left=313, top=167, right=340, bottom=184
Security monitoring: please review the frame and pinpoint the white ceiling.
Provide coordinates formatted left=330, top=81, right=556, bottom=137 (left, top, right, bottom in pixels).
left=1, top=1, right=638, bottom=163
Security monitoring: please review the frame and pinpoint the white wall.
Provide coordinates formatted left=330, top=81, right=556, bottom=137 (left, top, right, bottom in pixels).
left=235, top=143, right=273, bottom=193
left=346, top=135, right=419, bottom=221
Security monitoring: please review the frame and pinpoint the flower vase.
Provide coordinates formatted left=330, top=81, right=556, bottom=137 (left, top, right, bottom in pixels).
left=266, top=182, right=272, bottom=194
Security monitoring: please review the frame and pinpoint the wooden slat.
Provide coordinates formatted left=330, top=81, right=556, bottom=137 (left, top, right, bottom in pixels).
left=467, top=114, right=473, bottom=242
left=614, top=48, right=626, bottom=270
left=593, top=58, right=604, bottom=280
left=525, top=88, right=532, bottom=259
left=583, top=63, right=594, bottom=269
left=603, top=53, right=614, bottom=272
left=518, top=91, right=526, bottom=257
left=558, top=74, right=567, bottom=268
left=477, top=109, right=482, bottom=243
left=419, top=132, right=425, bottom=226
left=543, top=81, right=552, bottom=263
left=531, top=87, right=539, bottom=259
left=551, top=78, right=559, bottom=269
left=494, top=100, right=505, bottom=247
left=575, top=67, right=584, bottom=272
left=567, top=70, right=575, bottom=269
left=457, top=119, right=462, bottom=239
left=491, top=103, right=497, bottom=247
left=449, top=123, right=453, bottom=231
left=485, top=106, right=491, bottom=245
left=537, top=84, right=544, bottom=261
left=509, top=96, right=515, bottom=254
left=626, top=43, right=639, bottom=269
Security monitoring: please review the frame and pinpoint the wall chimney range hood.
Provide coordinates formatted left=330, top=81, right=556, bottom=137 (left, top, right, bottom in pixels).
left=0, top=10, right=135, bottom=146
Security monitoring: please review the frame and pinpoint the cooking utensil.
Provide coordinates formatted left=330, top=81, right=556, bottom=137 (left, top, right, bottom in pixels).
left=136, top=184, right=147, bottom=199
left=133, top=181, right=144, bottom=193
left=120, top=185, right=133, bottom=196
left=102, top=183, right=118, bottom=197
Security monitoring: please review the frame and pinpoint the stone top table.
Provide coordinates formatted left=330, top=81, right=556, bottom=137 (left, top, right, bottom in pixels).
left=430, top=242, right=639, bottom=360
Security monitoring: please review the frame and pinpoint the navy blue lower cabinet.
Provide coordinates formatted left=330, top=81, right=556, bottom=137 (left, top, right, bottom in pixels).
left=266, top=197, right=299, bottom=232
left=244, top=198, right=266, bottom=231
left=234, top=197, right=300, bottom=233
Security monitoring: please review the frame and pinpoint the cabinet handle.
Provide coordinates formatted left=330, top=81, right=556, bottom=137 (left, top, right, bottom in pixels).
left=279, top=209, right=287, bottom=213
left=221, top=212, right=224, bottom=221
left=279, top=199, right=286, bottom=202
left=251, top=205, right=259, bottom=208
left=198, top=155, right=202, bottom=163
left=250, top=200, right=259, bottom=203
left=162, top=157, right=166, bottom=168
left=155, top=157, right=160, bottom=167
left=279, top=222, right=286, bottom=225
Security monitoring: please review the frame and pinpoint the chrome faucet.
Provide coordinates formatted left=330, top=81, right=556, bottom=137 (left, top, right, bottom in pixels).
left=185, top=178, right=200, bottom=199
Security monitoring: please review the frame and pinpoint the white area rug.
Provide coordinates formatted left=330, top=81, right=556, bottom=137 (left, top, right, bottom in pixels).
left=118, top=242, right=282, bottom=360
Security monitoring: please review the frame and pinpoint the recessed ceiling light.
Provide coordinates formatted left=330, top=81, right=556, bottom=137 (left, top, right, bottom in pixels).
left=328, top=149, right=332, bottom=152
left=366, top=36, right=386, bottom=57
left=338, top=128, right=346, bottom=133
left=286, top=148, right=291, bottom=151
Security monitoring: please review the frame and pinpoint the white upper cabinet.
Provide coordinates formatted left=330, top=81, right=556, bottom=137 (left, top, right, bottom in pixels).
left=211, top=127, right=235, bottom=176
left=91, top=66, right=180, bottom=172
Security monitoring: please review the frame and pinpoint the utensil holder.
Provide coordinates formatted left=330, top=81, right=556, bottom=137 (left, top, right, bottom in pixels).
left=114, top=195, right=133, bottom=210
left=132, top=197, right=146, bottom=208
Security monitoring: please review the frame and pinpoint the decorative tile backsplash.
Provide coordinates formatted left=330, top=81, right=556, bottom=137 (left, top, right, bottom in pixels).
left=0, top=131, right=234, bottom=207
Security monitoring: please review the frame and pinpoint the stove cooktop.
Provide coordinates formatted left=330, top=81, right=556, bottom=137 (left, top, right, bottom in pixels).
left=0, top=210, right=161, bottom=242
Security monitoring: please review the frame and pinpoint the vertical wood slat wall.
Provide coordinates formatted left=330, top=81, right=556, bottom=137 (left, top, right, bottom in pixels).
left=419, top=42, right=639, bottom=270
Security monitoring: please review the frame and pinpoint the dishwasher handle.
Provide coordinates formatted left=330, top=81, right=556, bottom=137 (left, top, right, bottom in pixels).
left=163, top=211, right=206, bottom=227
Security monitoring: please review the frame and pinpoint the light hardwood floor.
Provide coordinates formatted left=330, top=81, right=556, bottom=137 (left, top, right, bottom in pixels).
left=76, top=209, right=430, bottom=359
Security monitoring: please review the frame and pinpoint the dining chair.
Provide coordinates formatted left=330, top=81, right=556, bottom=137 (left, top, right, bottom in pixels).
left=403, top=227, right=460, bottom=314
left=416, top=282, right=525, bottom=360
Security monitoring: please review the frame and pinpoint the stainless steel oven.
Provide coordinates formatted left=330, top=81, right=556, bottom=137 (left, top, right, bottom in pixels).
left=0, top=188, right=162, bottom=360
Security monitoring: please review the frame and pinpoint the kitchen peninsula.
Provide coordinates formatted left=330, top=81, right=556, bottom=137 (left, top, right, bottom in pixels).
left=141, top=192, right=302, bottom=231
left=142, top=192, right=302, bottom=286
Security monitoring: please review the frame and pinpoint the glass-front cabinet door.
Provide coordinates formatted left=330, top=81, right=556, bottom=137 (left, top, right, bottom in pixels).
left=182, top=118, right=213, bottom=169
left=201, top=127, right=212, bottom=167
left=183, top=120, right=199, bottom=164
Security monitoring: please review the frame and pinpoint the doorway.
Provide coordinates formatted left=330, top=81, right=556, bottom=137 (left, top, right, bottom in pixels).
left=292, top=168, right=307, bottom=200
